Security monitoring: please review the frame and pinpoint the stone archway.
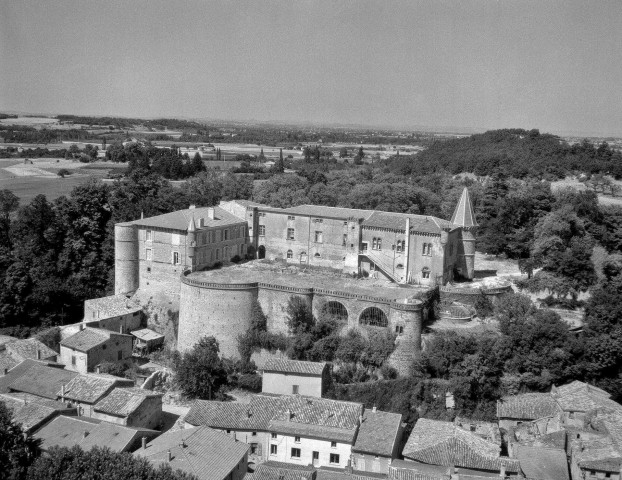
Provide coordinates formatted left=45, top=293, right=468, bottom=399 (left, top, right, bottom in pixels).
left=359, top=306, right=388, bottom=328
left=320, top=301, right=349, bottom=323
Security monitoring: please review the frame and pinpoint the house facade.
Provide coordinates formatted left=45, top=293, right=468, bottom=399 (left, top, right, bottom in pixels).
left=60, top=327, right=133, bottom=374
left=92, top=387, right=163, bottom=430
left=261, top=359, right=329, bottom=398
left=83, top=295, right=143, bottom=334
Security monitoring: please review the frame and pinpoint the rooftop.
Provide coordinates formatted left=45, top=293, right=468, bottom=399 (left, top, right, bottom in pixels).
left=8, top=362, right=78, bottom=399
left=262, top=358, right=327, bottom=376
left=247, top=461, right=315, bottom=480
left=0, top=392, right=75, bottom=433
left=60, top=327, right=132, bottom=353
left=363, top=210, right=456, bottom=234
left=94, top=387, right=162, bottom=417
left=497, top=393, right=561, bottom=420
left=85, top=294, right=142, bottom=318
left=131, top=328, right=165, bottom=342
left=353, top=409, right=403, bottom=456
left=131, top=206, right=246, bottom=232
left=5, top=338, right=58, bottom=362
left=514, top=446, right=569, bottom=480
left=402, top=418, right=519, bottom=473
left=551, top=380, right=620, bottom=413
left=279, top=204, right=375, bottom=221
left=134, top=426, right=249, bottom=480
left=59, top=373, right=133, bottom=404
left=185, top=260, right=431, bottom=302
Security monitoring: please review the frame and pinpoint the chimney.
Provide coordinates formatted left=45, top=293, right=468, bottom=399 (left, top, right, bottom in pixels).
left=167, top=450, right=172, bottom=462
left=83, top=431, right=89, bottom=439
left=207, top=207, right=215, bottom=220
left=37, top=349, right=41, bottom=360
left=3, top=368, right=8, bottom=375
left=61, top=384, right=65, bottom=401
left=119, top=325, right=123, bottom=334
left=142, top=437, right=147, bottom=450
left=359, top=414, right=364, bottom=425
left=189, top=204, right=196, bottom=210
left=180, top=439, right=186, bottom=448
left=500, top=464, right=506, bottom=479
left=285, top=409, right=291, bottom=421
left=79, top=323, right=84, bottom=331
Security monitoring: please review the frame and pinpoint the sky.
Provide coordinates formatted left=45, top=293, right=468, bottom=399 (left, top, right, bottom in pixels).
left=1, top=0, right=621, bottom=136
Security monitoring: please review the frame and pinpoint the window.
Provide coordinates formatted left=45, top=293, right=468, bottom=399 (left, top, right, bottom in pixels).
left=314, top=231, right=323, bottom=243
left=362, top=242, right=368, bottom=252
left=71, top=355, right=76, bottom=365
left=117, top=350, right=123, bottom=360
left=146, top=248, right=152, bottom=261
left=313, top=451, right=319, bottom=461
left=270, top=444, right=278, bottom=455
left=372, top=237, right=382, bottom=250
left=343, top=221, right=348, bottom=226
left=271, top=433, right=277, bottom=439
left=291, top=448, right=301, bottom=458
left=396, top=240, right=403, bottom=253
left=287, top=250, right=293, bottom=259
left=343, top=234, right=347, bottom=246
left=422, top=267, right=430, bottom=279
left=396, top=263, right=404, bottom=269
left=224, top=230, right=229, bottom=240
left=288, top=215, right=296, bottom=220
left=330, top=454, right=340, bottom=464
left=146, top=230, right=152, bottom=241
left=294, top=436, right=301, bottom=443
left=259, top=225, right=266, bottom=236
left=172, top=251, right=179, bottom=265
left=314, top=252, right=321, bottom=258
left=292, top=385, right=299, bottom=394
left=331, top=442, right=337, bottom=448
left=226, top=430, right=231, bottom=433
left=427, top=243, right=432, bottom=255
left=251, top=431, right=257, bottom=436
left=250, top=443, right=257, bottom=454
left=395, top=325, right=404, bottom=334
left=313, top=218, right=323, bottom=223
left=216, top=249, right=220, bottom=260
left=287, top=228, right=295, bottom=240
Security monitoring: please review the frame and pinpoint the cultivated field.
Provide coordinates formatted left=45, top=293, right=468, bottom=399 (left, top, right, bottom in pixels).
left=551, top=176, right=622, bottom=207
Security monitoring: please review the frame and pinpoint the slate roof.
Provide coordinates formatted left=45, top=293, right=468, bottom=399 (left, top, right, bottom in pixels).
left=247, top=461, right=315, bottom=480
left=131, top=328, right=165, bottom=342
left=94, top=387, right=162, bottom=416
left=59, top=373, right=133, bottom=404
left=186, top=394, right=363, bottom=443
left=35, top=415, right=157, bottom=452
left=85, top=294, right=141, bottom=318
left=551, top=381, right=620, bottom=413
left=263, top=358, right=327, bottom=376
left=363, top=211, right=456, bottom=234
left=134, top=426, right=249, bottom=480
left=450, top=188, right=478, bottom=228
left=8, top=362, right=78, bottom=399
left=514, top=446, right=569, bottom=480
left=353, top=409, right=402, bottom=456
left=6, top=338, right=58, bottom=362
left=60, top=327, right=132, bottom=353
left=497, top=393, right=561, bottom=420
left=402, top=418, right=520, bottom=473
left=281, top=205, right=375, bottom=221
left=132, top=206, right=245, bottom=231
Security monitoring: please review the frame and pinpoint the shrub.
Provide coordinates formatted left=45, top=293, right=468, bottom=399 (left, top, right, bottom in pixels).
left=237, top=373, right=262, bottom=392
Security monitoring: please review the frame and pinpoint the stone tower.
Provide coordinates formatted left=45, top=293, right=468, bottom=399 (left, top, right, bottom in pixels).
left=451, top=187, right=478, bottom=280
left=114, top=222, right=139, bottom=295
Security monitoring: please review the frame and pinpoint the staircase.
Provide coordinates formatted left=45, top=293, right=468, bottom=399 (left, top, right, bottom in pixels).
left=360, top=250, right=402, bottom=284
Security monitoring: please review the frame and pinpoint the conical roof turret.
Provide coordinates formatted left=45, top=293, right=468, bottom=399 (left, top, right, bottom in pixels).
left=187, top=215, right=196, bottom=233
left=451, top=187, right=478, bottom=228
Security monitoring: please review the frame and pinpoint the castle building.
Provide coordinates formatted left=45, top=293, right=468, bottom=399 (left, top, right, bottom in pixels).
left=114, top=188, right=478, bottom=295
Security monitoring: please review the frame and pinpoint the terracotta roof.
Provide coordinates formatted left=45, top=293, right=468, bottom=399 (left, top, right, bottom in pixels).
left=262, top=358, right=327, bottom=376
left=363, top=211, right=455, bottom=234
left=60, top=327, right=132, bottom=353
left=5, top=338, right=57, bottom=362
left=132, top=206, right=245, bottom=231
left=0, top=335, right=18, bottom=348
left=8, top=362, right=78, bottom=399
left=514, top=446, right=569, bottom=480
left=497, top=393, right=561, bottom=420
left=35, top=415, right=157, bottom=452
left=134, top=426, right=249, bottom=480
left=551, top=381, right=620, bottom=413
left=131, top=328, right=165, bottom=342
left=316, top=467, right=386, bottom=480
left=0, top=352, right=18, bottom=373
left=59, top=373, right=133, bottom=404
left=84, top=294, right=141, bottom=318
left=353, top=409, right=402, bottom=456
left=185, top=398, right=272, bottom=430
left=450, top=188, right=478, bottom=228
left=0, top=359, right=41, bottom=393
left=402, top=418, right=519, bottom=472
left=248, top=461, right=315, bottom=480
left=94, top=387, right=162, bottom=417
left=389, top=460, right=449, bottom=480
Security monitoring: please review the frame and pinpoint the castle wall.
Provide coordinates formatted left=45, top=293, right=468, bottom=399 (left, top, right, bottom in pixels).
left=115, top=223, right=139, bottom=295
left=258, top=285, right=313, bottom=335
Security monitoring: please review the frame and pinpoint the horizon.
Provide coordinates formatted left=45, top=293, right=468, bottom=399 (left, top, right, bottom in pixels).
left=2, top=1, right=622, bottom=137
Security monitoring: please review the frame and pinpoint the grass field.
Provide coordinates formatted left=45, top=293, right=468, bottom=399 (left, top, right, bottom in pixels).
left=0, top=175, right=106, bottom=204
left=551, top=176, right=622, bottom=207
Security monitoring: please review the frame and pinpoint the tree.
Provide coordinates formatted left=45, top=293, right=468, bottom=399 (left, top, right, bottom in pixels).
left=0, top=401, right=40, bottom=480
left=175, top=336, right=227, bottom=399
left=285, top=296, right=314, bottom=334
left=272, top=149, right=285, bottom=173
left=191, top=152, right=206, bottom=174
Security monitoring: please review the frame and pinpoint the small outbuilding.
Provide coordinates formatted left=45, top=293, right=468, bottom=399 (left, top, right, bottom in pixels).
left=131, top=329, right=165, bottom=355
left=261, top=358, right=329, bottom=398
left=60, top=327, right=133, bottom=374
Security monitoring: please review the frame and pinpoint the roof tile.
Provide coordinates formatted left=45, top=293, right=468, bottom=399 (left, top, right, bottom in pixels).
left=263, top=358, right=327, bottom=376
left=353, top=409, right=402, bottom=456
left=94, top=387, right=162, bottom=416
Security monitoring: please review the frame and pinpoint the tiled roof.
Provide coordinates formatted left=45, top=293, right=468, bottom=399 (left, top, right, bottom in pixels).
left=281, top=205, right=375, bottom=221
left=402, top=418, right=519, bottom=473
left=389, top=460, right=449, bottom=480
left=450, top=188, right=478, bottom=228
left=94, top=387, right=162, bottom=416
left=248, top=461, right=315, bottom=480
left=0, top=359, right=41, bottom=393
left=9, top=401, right=64, bottom=433
left=497, top=393, right=561, bottom=420
left=132, top=206, right=245, bottom=231
left=60, top=327, right=131, bottom=353
left=6, top=338, right=58, bottom=362
left=353, top=409, right=402, bottom=456
left=316, top=467, right=386, bottom=480
left=514, top=446, right=569, bottom=480
left=552, top=381, right=619, bottom=413
left=186, top=394, right=363, bottom=444
left=8, top=362, right=78, bottom=399
left=134, top=426, right=249, bottom=480
left=131, top=328, right=165, bottom=342
left=0, top=352, right=18, bottom=373
left=59, top=373, right=133, bottom=404
left=228, top=199, right=268, bottom=209
left=262, top=358, right=327, bottom=376
left=0, top=335, right=18, bottom=348
left=362, top=211, right=456, bottom=234
left=85, top=294, right=141, bottom=318
left=35, top=415, right=156, bottom=452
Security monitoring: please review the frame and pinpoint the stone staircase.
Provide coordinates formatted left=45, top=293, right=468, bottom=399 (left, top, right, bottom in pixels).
left=360, top=250, right=402, bottom=283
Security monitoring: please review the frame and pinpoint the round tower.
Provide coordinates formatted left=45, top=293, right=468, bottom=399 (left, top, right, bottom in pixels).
left=114, top=222, right=139, bottom=295
left=450, top=187, right=478, bottom=280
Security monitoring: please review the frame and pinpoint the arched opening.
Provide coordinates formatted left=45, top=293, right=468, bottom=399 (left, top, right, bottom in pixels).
left=247, top=245, right=255, bottom=259
left=359, top=307, right=388, bottom=328
left=286, top=249, right=293, bottom=259
left=299, top=251, right=307, bottom=264
left=320, top=301, right=348, bottom=322
left=257, top=245, right=266, bottom=259
left=422, top=267, right=430, bottom=279
left=314, top=252, right=321, bottom=258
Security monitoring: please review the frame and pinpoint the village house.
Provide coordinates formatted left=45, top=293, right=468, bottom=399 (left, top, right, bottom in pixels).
left=131, top=328, right=165, bottom=355
left=261, top=358, right=330, bottom=398
left=83, top=294, right=143, bottom=334
left=351, top=407, right=403, bottom=474
left=134, top=426, right=249, bottom=480
left=4, top=361, right=78, bottom=400
left=35, top=415, right=159, bottom=453
left=0, top=392, right=77, bottom=433
left=58, top=373, right=134, bottom=417
left=246, top=461, right=316, bottom=480
left=92, top=386, right=163, bottom=430
left=60, top=327, right=134, bottom=374
left=497, top=392, right=562, bottom=431
left=0, top=337, right=59, bottom=374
